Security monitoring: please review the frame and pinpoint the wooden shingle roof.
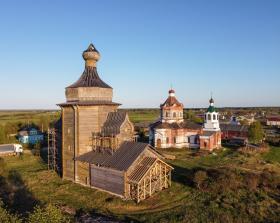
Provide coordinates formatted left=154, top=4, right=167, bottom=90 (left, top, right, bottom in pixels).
left=101, top=111, right=127, bottom=136
left=128, top=157, right=157, bottom=183
left=76, top=141, right=149, bottom=171
left=67, top=66, right=112, bottom=89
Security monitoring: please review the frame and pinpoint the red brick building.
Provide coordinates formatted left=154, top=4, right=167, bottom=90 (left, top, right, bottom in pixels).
left=149, top=90, right=221, bottom=151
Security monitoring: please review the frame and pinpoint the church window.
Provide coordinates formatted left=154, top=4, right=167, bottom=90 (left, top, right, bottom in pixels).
left=208, top=114, right=211, bottom=120
left=213, top=114, right=216, bottom=120
left=173, top=137, right=176, bottom=144
left=166, top=137, right=169, bottom=144
left=166, top=112, right=169, bottom=117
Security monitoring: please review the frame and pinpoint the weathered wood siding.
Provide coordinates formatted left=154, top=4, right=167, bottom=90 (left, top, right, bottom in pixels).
left=91, top=166, right=124, bottom=196
left=77, top=105, right=118, bottom=156
left=118, top=116, right=135, bottom=144
left=77, top=161, right=90, bottom=186
left=62, top=107, right=75, bottom=180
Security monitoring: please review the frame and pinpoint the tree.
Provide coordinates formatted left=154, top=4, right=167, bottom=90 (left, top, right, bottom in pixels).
left=248, top=121, right=264, bottom=144
left=193, top=170, right=208, bottom=189
left=27, top=204, right=69, bottom=223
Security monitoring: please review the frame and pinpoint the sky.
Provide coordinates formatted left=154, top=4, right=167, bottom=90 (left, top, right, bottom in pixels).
left=0, top=0, right=279, bottom=109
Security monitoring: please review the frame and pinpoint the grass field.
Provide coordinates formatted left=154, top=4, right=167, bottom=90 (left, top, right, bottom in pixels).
left=1, top=146, right=280, bottom=222
left=1, top=110, right=280, bottom=222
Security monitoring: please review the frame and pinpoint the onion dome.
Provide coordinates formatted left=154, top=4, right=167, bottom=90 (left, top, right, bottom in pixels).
left=67, top=43, right=112, bottom=89
left=169, top=89, right=175, bottom=94
left=83, top=43, right=100, bottom=67
left=207, top=97, right=217, bottom=113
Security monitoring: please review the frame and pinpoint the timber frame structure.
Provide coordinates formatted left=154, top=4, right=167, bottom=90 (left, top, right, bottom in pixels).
left=128, top=158, right=172, bottom=203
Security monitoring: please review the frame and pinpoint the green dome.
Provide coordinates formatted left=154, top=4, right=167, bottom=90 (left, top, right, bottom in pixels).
left=207, top=105, right=217, bottom=113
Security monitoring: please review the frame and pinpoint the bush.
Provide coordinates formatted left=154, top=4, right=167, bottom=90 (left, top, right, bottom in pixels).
left=27, top=204, right=69, bottom=223
left=0, top=199, right=22, bottom=223
left=193, top=170, right=208, bottom=189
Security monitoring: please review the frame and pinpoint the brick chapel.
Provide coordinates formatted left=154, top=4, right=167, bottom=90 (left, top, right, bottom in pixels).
left=149, top=89, right=221, bottom=151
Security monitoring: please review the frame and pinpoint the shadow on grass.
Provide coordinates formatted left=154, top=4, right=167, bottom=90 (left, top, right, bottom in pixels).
left=75, top=208, right=140, bottom=223
left=0, top=170, right=39, bottom=217
left=171, top=164, right=207, bottom=187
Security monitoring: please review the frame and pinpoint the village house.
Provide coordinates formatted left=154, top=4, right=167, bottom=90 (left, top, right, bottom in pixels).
left=18, top=127, right=44, bottom=145
left=266, top=117, right=280, bottom=127
left=220, top=124, right=249, bottom=140
left=149, top=90, right=221, bottom=151
left=58, top=44, right=172, bottom=202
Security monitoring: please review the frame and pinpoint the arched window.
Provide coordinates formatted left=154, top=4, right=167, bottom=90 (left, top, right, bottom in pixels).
left=173, top=137, right=176, bottom=144
left=166, top=112, right=169, bottom=117
left=166, top=137, right=169, bottom=144
left=173, top=112, right=176, bottom=118
left=213, top=114, right=216, bottom=120
left=208, top=114, right=211, bottom=120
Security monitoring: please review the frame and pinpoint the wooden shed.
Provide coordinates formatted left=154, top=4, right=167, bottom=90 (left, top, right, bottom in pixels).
left=76, top=141, right=173, bottom=202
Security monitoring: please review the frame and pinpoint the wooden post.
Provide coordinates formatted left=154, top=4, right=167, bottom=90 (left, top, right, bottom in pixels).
left=164, top=165, right=167, bottom=188
left=137, top=184, right=140, bottom=203
left=149, top=170, right=152, bottom=196
left=144, top=178, right=146, bottom=199
left=159, top=162, right=162, bottom=190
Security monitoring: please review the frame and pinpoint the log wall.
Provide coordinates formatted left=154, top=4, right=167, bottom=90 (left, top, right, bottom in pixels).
left=91, top=165, right=124, bottom=196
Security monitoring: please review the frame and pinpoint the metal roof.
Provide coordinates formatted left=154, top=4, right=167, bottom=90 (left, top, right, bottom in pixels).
left=151, top=120, right=202, bottom=130
left=161, top=96, right=183, bottom=108
left=220, top=124, right=248, bottom=132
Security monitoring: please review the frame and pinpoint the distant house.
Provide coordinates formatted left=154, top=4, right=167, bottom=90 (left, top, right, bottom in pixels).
left=266, top=117, right=280, bottom=127
left=220, top=124, right=249, bottom=140
left=18, top=127, right=44, bottom=144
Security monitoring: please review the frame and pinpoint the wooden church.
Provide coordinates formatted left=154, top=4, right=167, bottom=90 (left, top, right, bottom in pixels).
left=58, top=44, right=172, bottom=202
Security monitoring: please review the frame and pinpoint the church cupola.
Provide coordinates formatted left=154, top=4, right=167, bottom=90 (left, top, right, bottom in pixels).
left=160, top=89, right=184, bottom=123
left=65, top=43, right=113, bottom=102
left=203, top=97, right=220, bottom=131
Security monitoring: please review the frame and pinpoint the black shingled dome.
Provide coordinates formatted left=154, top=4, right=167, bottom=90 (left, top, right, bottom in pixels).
left=67, top=66, right=112, bottom=88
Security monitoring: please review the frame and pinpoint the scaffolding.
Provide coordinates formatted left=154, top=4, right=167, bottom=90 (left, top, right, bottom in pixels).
left=47, top=128, right=59, bottom=172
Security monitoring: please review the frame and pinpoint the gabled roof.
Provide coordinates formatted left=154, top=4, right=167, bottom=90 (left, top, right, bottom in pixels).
left=76, top=141, right=150, bottom=171
left=67, top=66, right=112, bottom=89
left=267, top=117, right=280, bottom=122
left=128, top=157, right=157, bottom=183
left=101, top=111, right=128, bottom=136
left=220, top=123, right=248, bottom=132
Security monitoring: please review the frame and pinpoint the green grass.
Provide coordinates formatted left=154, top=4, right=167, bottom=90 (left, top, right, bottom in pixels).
left=1, top=146, right=280, bottom=222
left=126, top=109, right=160, bottom=124
left=262, top=146, right=280, bottom=163
left=0, top=110, right=60, bottom=126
